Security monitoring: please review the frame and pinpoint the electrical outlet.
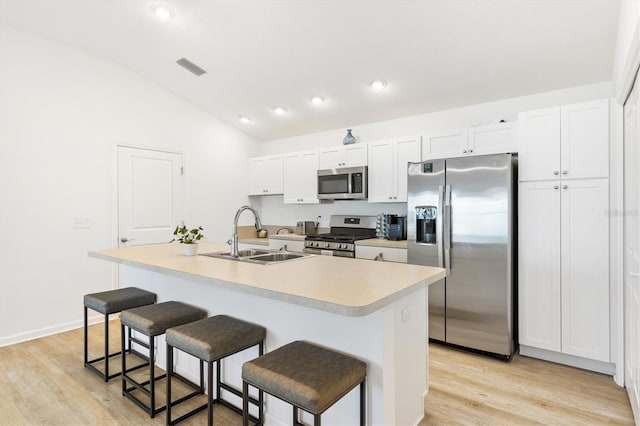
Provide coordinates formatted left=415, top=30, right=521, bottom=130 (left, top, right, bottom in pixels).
left=72, top=216, right=92, bottom=229
left=401, top=305, right=412, bottom=323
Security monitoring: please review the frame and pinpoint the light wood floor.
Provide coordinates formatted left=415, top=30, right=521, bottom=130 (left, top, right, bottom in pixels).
left=0, top=321, right=634, bottom=425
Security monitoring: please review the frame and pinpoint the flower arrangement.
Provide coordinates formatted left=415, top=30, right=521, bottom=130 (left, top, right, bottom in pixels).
left=172, top=225, right=204, bottom=244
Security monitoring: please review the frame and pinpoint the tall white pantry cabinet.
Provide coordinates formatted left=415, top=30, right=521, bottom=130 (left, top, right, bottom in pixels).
left=518, top=99, right=611, bottom=369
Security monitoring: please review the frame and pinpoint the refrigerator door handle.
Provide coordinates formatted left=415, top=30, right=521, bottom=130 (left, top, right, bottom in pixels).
left=437, top=185, right=445, bottom=269
left=444, top=185, right=452, bottom=273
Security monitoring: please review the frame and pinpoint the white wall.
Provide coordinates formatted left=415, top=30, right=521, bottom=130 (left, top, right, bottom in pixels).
left=258, top=82, right=613, bottom=227
left=613, top=0, right=640, bottom=96
left=0, top=26, right=260, bottom=346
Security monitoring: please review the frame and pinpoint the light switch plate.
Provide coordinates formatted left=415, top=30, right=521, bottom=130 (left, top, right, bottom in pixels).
left=72, top=216, right=92, bottom=229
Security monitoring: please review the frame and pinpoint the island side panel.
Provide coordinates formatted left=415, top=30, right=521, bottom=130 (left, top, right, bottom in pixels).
left=383, top=286, right=428, bottom=425
left=118, top=264, right=433, bottom=425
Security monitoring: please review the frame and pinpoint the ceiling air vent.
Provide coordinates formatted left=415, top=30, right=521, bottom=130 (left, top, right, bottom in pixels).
left=176, top=58, right=207, bottom=76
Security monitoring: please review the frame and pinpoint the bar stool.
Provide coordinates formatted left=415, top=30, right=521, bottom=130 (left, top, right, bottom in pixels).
left=83, top=287, right=156, bottom=381
left=120, top=301, right=207, bottom=417
left=242, top=341, right=366, bottom=426
left=165, top=315, right=266, bottom=426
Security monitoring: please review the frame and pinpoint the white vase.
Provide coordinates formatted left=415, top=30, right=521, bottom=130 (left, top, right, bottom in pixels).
left=183, top=243, right=198, bottom=256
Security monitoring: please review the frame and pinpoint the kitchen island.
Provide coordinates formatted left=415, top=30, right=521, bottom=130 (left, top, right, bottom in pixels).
left=89, top=241, right=445, bottom=425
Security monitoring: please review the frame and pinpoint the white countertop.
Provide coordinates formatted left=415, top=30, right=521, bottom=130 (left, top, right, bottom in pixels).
left=89, top=241, right=444, bottom=317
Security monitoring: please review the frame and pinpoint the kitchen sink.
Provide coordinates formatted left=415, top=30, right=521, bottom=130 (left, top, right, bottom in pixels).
left=250, top=252, right=306, bottom=262
left=199, top=249, right=311, bottom=265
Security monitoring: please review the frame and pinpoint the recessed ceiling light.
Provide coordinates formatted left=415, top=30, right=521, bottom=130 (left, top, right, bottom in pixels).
left=370, top=80, right=387, bottom=90
left=273, top=106, right=288, bottom=115
left=239, top=116, right=253, bottom=124
left=311, top=96, right=325, bottom=105
left=153, top=6, right=174, bottom=19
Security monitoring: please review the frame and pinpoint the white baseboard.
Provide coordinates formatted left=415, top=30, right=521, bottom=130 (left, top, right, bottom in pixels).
left=520, top=345, right=616, bottom=375
left=0, top=314, right=103, bottom=348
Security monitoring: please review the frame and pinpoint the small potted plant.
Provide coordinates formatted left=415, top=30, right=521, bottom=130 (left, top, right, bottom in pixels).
left=172, top=224, right=204, bottom=256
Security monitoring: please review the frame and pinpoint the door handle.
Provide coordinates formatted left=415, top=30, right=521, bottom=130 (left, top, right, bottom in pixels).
left=120, top=237, right=135, bottom=243
left=444, top=185, right=452, bottom=273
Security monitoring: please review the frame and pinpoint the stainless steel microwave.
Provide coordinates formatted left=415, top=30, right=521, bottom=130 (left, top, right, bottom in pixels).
left=317, top=166, right=368, bottom=200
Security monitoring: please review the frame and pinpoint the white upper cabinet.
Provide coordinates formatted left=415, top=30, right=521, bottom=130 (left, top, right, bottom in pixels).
left=283, top=150, right=319, bottom=204
left=422, top=129, right=467, bottom=160
left=367, top=135, right=421, bottom=203
left=560, top=100, right=609, bottom=180
left=422, top=122, right=516, bottom=160
left=318, top=144, right=367, bottom=169
left=519, top=99, right=609, bottom=181
left=248, top=154, right=283, bottom=195
left=468, top=122, right=517, bottom=156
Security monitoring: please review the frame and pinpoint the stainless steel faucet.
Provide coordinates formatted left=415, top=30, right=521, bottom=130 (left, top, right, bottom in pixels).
left=229, top=205, right=263, bottom=257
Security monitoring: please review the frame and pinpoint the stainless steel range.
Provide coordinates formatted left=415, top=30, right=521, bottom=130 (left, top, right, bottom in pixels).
left=304, top=215, right=377, bottom=258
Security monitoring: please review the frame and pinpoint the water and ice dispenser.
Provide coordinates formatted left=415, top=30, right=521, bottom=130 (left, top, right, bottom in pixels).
left=415, top=206, right=437, bottom=244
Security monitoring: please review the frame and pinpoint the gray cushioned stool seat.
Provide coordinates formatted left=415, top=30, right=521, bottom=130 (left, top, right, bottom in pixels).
left=121, top=301, right=206, bottom=337
left=166, top=315, right=266, bottom=361
left=84, top=287, right=156, bottom=314
left=242, top=340, right=366, bottom=414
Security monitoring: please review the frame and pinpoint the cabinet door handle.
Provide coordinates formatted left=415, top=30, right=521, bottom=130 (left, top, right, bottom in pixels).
left=562, top=170, right=568, bottom=175
left=469, top=149, right=473, bottom=153
left=553, top=185, right=559, bottom=190
left=554, top=171, right=559, bottom=175
left=463, top=149, right=467, bottom=154
left=562, top=185, right=568, bottom=189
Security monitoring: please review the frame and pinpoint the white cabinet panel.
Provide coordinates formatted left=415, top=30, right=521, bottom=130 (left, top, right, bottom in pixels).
left=368, top=135, right=421, bottom=203
left=560, top=99, right=609, bottom=180
left=283, top=150, right=319, bottom=204
left=268, top=238, right=304, bottom=252
left=518, top=99, right=609, bottom=182
left=422, top=129, right=467, bottom=160
left=355, top=245, right=407, bottom=263
left=424, top=123, right=516, bottom=160
left=518, top=107, right=561, bottom=181
left=248, top=155, right=283, bottom=195
left=319, top=144, right=367, bottom=169
left=394, top=136, right=421, bottom=202
left=519, top=179, right=610, bottom=363
left=518, top=181, right=562, bottom=351
left=367, top=140, right=395, bottom=203
left=560, top=179, right=610, bottom=362
left=469, top=122, right=517, bottom=156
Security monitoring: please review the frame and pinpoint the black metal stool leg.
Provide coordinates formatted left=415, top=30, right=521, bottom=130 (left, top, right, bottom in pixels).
left=149, top=334, right=156, bottom=417
left=360, top=379, right=366, bottom=426
left=242, top=381, right=249, bottom=426
left=167, top=343, right=173, bottom=425
left=83, top=306, right=88, bottom=366
left=121, top=323, right=126, bottom=396
left=314, top=413, right=321, bottom=426
left=104, top=312, right=109, bottom=382
left=208, top=361, right=214, bottom=426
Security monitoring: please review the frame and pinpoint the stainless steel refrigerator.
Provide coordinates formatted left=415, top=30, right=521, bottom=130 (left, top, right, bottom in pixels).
left=407, top=153, right=517, bottom=358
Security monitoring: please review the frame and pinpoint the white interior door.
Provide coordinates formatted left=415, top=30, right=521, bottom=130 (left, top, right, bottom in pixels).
left=117, top=146, right=183, bottom=247
left=624, top=79, right=640, bottom=424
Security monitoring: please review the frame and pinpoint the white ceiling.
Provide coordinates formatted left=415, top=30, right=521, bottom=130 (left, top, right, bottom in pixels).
left=0, top=0, right=620, bottom=141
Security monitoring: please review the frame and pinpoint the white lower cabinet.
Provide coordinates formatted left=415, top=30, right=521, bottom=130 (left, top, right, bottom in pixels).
left=268, top=238, right=304, bottom=253
left=355, top=245, right=407, bottom=263
left=519, top=178, right=610, bottom=363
